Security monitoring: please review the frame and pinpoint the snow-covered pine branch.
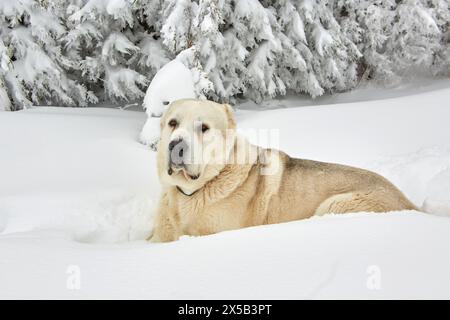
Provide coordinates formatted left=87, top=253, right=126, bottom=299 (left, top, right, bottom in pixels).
left=334, top=0, right=450, bottom=84
left=0, top=0, right=96, bottom=110
left=66, top=0, right=148, bottom=103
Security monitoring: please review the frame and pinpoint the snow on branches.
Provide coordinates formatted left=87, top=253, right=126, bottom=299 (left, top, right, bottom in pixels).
left=0, top=0, right=449, bottom=110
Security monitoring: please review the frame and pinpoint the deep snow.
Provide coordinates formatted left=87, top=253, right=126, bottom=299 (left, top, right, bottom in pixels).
left=0, top=86, right=449, bottom=299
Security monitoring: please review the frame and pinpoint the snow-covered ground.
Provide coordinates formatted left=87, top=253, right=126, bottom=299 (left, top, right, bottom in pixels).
left=1, top=86, right=450, bottom=299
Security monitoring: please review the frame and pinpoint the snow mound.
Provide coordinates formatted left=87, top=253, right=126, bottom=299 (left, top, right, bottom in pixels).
left=142, top=59, right=195, bottom=117
left=140, top=59, right=196, bottom=147
left=369, top=147, right=450, bottom=216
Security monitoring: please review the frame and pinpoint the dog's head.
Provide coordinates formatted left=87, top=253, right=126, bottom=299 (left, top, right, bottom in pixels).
left=157, top=99, right=236, bottom=193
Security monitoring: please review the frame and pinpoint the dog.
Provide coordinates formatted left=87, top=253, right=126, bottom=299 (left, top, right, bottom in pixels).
left=150, top=99, right=417, bottom=242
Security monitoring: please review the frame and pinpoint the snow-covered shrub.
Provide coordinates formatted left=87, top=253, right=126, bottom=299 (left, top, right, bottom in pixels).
left=334, top=0, right=450, bottom=85
left=158, top=0, right=362, bottom=102
left=387, top=0, right=442, bottom=78
left=0, top=38, right=11, bottom=111
left=0, top=0, right=96, bottom=110
left=274, top=0, right=361, bottom=98
left=65, top=0, right=148, bottom=103
left=425, top=0, right=450, bottom=77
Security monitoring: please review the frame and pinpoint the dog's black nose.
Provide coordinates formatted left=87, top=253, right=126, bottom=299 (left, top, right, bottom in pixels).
left=169, top=138, right=188, bottom=166
left=168, top=138, right=181, bottom=151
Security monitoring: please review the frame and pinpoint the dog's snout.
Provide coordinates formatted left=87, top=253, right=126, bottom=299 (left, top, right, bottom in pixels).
left=169, top=138, right=188, bottom=166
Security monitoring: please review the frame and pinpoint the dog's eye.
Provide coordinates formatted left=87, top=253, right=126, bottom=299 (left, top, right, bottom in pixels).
left=201, top=124, right=209, bottom=133
left=168, top=119, right=178, bottom=128
left=162, top=101, right=170, bottom=106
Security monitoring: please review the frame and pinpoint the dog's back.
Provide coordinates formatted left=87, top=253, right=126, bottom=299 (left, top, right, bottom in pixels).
left=268, top=153, right=417, bottom=221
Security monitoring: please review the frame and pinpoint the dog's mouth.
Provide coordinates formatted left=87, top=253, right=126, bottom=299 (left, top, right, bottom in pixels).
left=167, top=166, right=199, bottom=180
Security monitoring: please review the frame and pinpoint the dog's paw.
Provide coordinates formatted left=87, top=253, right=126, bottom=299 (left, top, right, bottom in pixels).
left=148, top=234, right=162, bottom=243
left=147, top=231, right=179, bottom=243
left=146, top=231, right=155, bottom=242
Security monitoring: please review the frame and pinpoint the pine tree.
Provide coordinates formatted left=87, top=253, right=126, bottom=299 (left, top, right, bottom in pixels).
left=125, top=0, right=171, bottom=99
left=1, top=0, right=449, bottom=110
left=65, top=0, right=148, bottom=103
left=271, top=0, right=361, bottom=98
left=387, top=0, right=442, bottom=78
left=334, top=0, right=398, bottom=84
left=334, top=0, right=449, bottom=85
left=191, top=0, right=226, bottom=100
left=0, top=0, right=96, bottom=110
left=427, top=0, right=450, bottom=76
left=0, top=37, right=11, bottom=111
left=273, top=0, right=317, bottom=97
left=193, top=0, right=250, bottom=102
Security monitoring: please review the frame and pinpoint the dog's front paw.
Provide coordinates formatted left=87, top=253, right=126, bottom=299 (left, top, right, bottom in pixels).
left=148, top=235, right=161, bottom=243
left=148, top=230, right=179, bottom=243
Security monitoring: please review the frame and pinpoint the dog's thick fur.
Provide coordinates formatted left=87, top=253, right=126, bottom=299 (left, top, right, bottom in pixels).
left=150, top=99, right=417, bottom=242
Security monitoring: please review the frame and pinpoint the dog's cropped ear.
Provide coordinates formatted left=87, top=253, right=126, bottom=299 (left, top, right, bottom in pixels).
left=222, top=103, right=236, bottom=130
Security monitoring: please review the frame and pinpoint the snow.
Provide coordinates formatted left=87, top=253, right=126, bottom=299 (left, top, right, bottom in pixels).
left=1, top=86, right=450, bottom=298
left=0, top=107, right=156, bottom=242
left=102, top=32, right=139, bottom=58
left=312, top=24, right=333, bottom=57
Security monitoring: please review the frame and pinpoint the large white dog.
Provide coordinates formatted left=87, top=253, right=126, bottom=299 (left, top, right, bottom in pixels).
left=150, top=99, right=417, bottom=242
